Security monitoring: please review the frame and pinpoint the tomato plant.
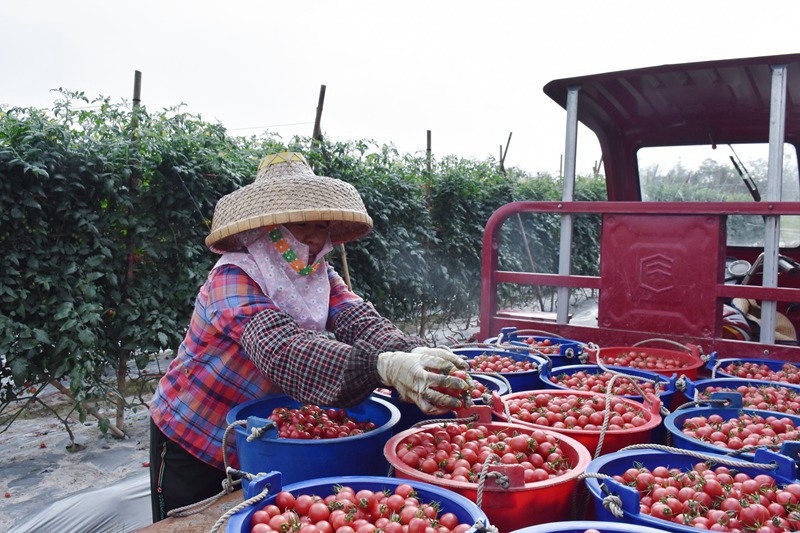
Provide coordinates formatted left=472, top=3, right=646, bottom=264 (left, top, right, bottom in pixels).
left=249, top=484, right=474, bottom=533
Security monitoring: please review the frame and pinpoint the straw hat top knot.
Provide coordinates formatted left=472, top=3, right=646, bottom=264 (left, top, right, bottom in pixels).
left=205, top=151, right=373, bottom=253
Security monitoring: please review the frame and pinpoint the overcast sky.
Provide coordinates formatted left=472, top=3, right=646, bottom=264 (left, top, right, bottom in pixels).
left=2, top=1, right=799, bottom=175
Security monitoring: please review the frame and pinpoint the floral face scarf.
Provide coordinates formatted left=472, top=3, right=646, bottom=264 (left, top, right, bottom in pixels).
left=214, top=225, right=334, bottom=331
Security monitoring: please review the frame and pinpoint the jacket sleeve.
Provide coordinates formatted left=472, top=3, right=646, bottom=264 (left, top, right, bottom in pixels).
left=240, top=307, right=383, bottom=407
left=331, top=300, right=426, bottom=353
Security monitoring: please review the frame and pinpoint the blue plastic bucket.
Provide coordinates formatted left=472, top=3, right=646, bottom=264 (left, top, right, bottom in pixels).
left=510, top=520, right=668, bottom=533
left=664, top=392, right=800, bottom=461
left=706, top=354, right=800, bottom=383
left=541, top=363, right=678, bottom=410
left=225, top=394, right=400, bottom=486
left=373, top=373, right=510, bottom=433
left=682, top=376, right=800, bottom=416
left=484, top=327, right=588, bottom=368
left=226, top=472, right=490, bottom=533
left=584, top=447, right=800, bottom=532
left=452, top=346, right=546, bottom=392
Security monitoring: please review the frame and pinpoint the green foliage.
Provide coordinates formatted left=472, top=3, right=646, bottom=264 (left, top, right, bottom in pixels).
left=0, top=93, right=607, bottom=420
left=0, top=93, right=282, bottom=408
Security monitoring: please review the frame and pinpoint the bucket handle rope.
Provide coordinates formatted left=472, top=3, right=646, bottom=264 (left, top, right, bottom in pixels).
left=166, top=418, right=276, bottom=530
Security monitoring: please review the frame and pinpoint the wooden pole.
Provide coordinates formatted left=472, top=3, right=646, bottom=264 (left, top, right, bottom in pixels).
left=419, top=130, right=433, bottom=338
left=311, top=84, right=353, bottom=290
left=312, top=85, right=326, bottom=142
left=116, top=70, right=143, bottom=432
left=499, top=132, right=512, bottom=174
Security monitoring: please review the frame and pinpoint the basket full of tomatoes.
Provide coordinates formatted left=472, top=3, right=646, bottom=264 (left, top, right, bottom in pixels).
left=483, top=327, right=588, bottom=368
left=585, top=340, right=705, bottom=380
left=491, top=389, right=662, bottom=456
left=583, top=446, right=800, bottom=532
left=452, top=345, right=547, bottom=392
left=707, top=354, right=800, bottom=383
left=384, top=421, right=591, bottom=533
left=225, top=394, right=400, bottom=486
left=540, top=363, right=678, bottom=410
left=683, top=376, right=800, bottom=416
left=664, top=391, right=800, bottom=462
left=226, top=472, right=491, bottom=533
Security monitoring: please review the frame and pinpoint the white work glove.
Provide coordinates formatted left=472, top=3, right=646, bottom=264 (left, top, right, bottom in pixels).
left=377, top=347, right=470, bottom=415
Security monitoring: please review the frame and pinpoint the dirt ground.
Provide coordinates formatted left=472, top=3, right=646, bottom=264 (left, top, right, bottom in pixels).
left=0, top=351, right=174, bottom=533
left=0, top=393, right=154, bottom=532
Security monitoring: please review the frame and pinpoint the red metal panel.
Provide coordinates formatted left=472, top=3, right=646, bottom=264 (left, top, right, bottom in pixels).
left=598, top=214, right=725, bottom=338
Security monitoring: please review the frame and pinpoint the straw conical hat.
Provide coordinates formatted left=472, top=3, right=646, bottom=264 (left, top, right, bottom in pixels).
left=732, top=298, right=797, bottom=342
left=206, top=152, right=373, bottom=253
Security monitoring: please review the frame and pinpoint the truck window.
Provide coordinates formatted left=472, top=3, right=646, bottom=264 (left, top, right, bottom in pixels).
left=638, top=143, right=800, bottom=247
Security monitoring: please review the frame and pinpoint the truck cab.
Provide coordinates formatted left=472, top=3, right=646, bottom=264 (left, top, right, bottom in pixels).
left=480, top=53, right=800, bottom=361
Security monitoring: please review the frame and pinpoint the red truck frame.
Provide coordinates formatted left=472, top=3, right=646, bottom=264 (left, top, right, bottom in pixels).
left=479, top=54, right=800, bottom=362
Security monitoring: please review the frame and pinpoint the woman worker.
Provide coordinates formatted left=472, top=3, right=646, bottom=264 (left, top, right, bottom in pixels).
left=148, top=151, right=467, bottom=521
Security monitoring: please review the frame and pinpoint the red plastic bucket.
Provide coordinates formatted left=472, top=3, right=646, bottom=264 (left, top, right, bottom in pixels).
left=384, top=421, right=591, bottom=533
left=491, top=389, right=662, bottom=456
left=585, top=341, right=704, bottom=380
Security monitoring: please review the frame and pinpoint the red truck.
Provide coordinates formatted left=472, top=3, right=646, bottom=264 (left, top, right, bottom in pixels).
left=480, top=53, right=800, bottom=362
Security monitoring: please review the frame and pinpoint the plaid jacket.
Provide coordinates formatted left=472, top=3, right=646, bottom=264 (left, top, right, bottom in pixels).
left=149, top=263, right=422, bottom=470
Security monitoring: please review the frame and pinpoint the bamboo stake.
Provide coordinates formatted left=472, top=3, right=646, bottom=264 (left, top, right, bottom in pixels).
left=310, top=85, right=353, bottom=289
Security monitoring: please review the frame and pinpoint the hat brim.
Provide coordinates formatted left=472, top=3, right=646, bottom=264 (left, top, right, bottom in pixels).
left=206, top=209, right=372, bottom=253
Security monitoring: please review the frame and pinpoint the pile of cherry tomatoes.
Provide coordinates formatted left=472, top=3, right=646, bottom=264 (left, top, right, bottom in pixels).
left=520, top=337, right=561, bottom=355
left=697, top=384, right=800, bottom=415
left=548, top=369, right=664, bottom=397
left=595, top=349, right=688, bottom=371
left=249, top=483, right=474, bottom=533
left=467, top=352, right=538, bottom=373
left=719, top=361, right=800, bottom=384
left=268, top=405, right=377, bottom=440
left=503, top=392, right=650, bottom=431
left=394, top=423, right=574, bottom=484
left=613, top=462, right=800, bottom=531
left=680, top=412, right=800, bottom=451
